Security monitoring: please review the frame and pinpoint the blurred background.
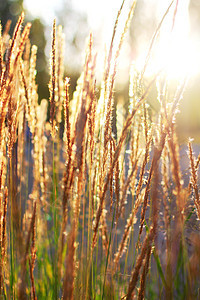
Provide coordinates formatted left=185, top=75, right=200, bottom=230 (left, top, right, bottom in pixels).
left=0, top=0, right=200, bottom=141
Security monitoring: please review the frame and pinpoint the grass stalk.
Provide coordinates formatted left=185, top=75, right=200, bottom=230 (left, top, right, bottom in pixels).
left=0, top=4, right=199, bottom=299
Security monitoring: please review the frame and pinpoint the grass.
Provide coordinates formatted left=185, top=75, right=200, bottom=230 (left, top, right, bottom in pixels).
left=0, top=1, right=200, bottom=299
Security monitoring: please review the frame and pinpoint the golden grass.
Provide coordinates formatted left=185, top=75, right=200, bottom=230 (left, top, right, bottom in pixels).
left=0, top=2, right=200, bottom=299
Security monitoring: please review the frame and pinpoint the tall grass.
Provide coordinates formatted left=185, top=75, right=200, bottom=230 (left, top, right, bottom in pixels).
left=0, top=1, right=200, bottom=299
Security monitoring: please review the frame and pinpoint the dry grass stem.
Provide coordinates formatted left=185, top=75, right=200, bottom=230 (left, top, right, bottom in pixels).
left=0, top=5, right=198, bottom=299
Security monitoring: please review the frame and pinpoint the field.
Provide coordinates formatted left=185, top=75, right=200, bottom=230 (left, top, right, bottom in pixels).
left=0, top=1, right=200, bottom=299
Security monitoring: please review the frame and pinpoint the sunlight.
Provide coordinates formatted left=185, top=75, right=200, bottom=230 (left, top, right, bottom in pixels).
left=142, top=0, right=200, bottom=80
left=157, top=38, right=199, bottom=80
left=24, top=0, right=200, bottom=82
left=2, top=1, right=200, bottom=298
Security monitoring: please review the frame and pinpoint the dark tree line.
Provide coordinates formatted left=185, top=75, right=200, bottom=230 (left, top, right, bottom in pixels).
left=0, top=0, right=48, bottom=101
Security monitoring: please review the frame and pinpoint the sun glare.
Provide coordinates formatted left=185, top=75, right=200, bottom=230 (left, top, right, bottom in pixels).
left=24, top=0, right=200, bottom=82
left=140, top=0, right=200, bottom=80
left=151, top=34, right=200, bottom=80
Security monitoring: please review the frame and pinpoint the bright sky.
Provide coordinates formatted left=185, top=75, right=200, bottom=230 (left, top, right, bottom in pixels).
left=24, top=0, right=63, bottom=23
left=23, top=0, right=200, bottom=80
left=24, top=0, right=123, bottom=28
left=24, top=0, right=129, bottom=50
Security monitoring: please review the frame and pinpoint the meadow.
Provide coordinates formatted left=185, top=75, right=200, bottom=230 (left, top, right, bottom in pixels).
left=0, top=1, right=200, bottom=299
